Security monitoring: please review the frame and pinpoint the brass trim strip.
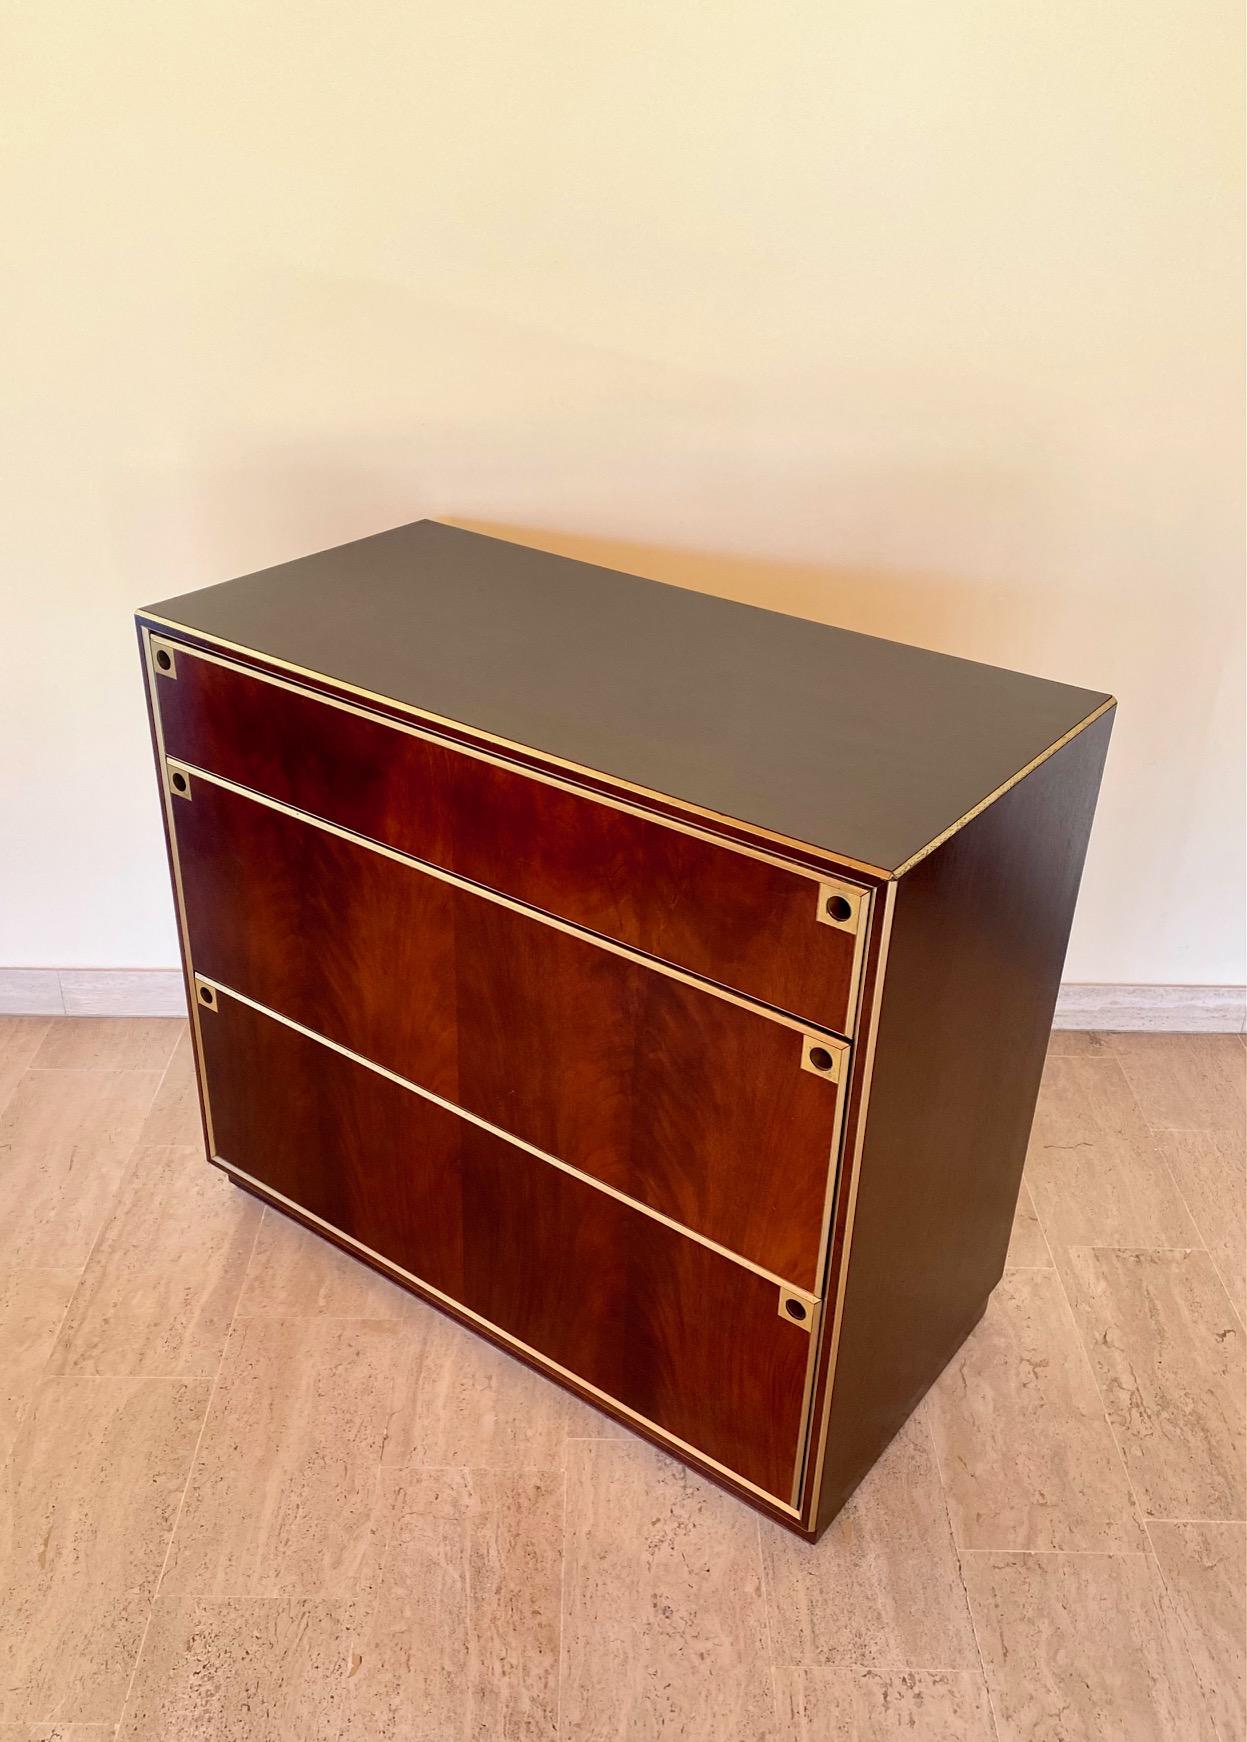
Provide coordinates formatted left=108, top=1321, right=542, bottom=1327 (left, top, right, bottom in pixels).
left=168, top=756, right=853, bottom=1056
left=142, top=629, right=217, bottom=1161
left=140, top=615, right=894, bottom=882
left=789, top=1290, right=827, bottom=1506
left=214, top=1153, right=804, bottom=1518
left=893, top=697, right=1117, bottom=877
left=193, top=974, right=823, bottom=1307
left=801, top=876, right=899, bottom=1526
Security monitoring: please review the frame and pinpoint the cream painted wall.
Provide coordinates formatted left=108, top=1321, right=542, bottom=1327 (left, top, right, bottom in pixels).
left=1, top=0, right=1242, bottom=983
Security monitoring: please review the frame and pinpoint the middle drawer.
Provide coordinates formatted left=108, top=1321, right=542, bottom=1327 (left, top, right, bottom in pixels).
left=169, top=768, right=846, bottom=1292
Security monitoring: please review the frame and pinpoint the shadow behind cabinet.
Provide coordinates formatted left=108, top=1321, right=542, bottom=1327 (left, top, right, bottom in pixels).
left=136, top=521, right=1113, bottom=1539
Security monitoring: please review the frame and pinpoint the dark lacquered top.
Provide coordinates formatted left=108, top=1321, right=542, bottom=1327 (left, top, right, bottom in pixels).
left=140, top=520, right=1112, bottom=873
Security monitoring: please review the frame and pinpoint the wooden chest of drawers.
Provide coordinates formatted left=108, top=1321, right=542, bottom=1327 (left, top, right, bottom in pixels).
left=137, top=520, right=1113, bottom=1537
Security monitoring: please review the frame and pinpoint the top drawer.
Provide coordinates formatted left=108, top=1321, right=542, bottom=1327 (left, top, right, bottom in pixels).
left=148, top=635, right=869, bottom=1033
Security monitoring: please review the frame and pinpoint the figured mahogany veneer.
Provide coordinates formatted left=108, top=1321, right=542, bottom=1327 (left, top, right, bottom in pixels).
left=155, top=640, right=865, bottom=1033
left=200, top=989, right=813, bottom=1501
left=137, top=518, right=1115, bottom=1536
left=170, top=771, right=844, bottom=1290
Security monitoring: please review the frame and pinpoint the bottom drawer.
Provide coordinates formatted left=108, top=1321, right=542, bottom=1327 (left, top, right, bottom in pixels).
left=195, top=986, right=817, bottom=1505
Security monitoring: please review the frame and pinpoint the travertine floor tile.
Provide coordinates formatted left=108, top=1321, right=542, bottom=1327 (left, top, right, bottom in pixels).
left=161, top=1315, right=400, bottom=1597
left=0, top=1018, right=52, bottom=1111
left=561, top=1438, right=776, bottom=1741
left=775, top=1667, right=997, bottom=1740
left=1107, top=1032, right=1247, bottom=1130
left=0, top=1070, right=162, bottom=1269
left=1026, top=1056, right=1198, bottom=1248
left=0, top=1271, right=80, bottom=1373
left=1, top=1727, right=118, bottom=1738
left=383, top=1301, right=607, bottom=1470
left=136, top=1031, right=201, bottom=1148
left=0, top=1377, right=39, bottom=1468
left=1147, top=1521, right=1246, bottom=1742
left=30, top=1020, right=180, bottom=1074
left=117, top=1598, right=346, bottom=1742
left=926, top=1269, right=1142, bottom=1550
left=1005, top=1179, right=1051, bottom=1268
left=1, top=1727, right=118, bottom=1739
left=49, top=1148, right=259, bottom=1377
left=762, top=1415, right=978, bottom=1669
left=1154, top=1126, right=1246, bottom=1323
left=236, top=1206, right=409, bottom=1318
left=339, top=1468, right=561, bottom=1740
left=1058, top=1247, right=1245, bottom=1519
left=0, top=1376, right=208, bottom=1725
left=963, top=1549, right=1215, bottom=1742
left=1045, top=1030, right=1109, bottom=1057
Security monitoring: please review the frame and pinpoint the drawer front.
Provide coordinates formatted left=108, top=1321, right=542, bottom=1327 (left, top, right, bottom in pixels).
left=151, top=636, right=866, bottom=1034
left=170, top=769, right=846, bottom=1292
left=198, top=988, right=815, bottom=1503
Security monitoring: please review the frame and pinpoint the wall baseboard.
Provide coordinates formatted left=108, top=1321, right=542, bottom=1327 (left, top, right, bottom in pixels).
left=1050, top=982, right=1246, bottom=1033
left=1, top=967, right=1244, bottom=1032
left=0, top=968, right=187, bottom=1018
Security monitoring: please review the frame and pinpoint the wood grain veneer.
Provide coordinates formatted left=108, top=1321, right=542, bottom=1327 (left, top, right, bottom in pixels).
left=171, top=773, right=844, bottom=1291
left=199, top=989, right=814, bottom=1501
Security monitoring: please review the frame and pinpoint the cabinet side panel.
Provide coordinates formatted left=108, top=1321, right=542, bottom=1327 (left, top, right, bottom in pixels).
left=816, top=710, right=1113, bottom=1532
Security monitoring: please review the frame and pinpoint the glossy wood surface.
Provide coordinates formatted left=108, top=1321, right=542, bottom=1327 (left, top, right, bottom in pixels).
left=815, top=709, right=1114, bottom=1531
left=198, top=990, right=813, bottom=1500
left=172, top=775, right=844, bottom=1290
left=140, top=520, right=1112, bottom=872
left=153, top=644, right=861, bottom=1033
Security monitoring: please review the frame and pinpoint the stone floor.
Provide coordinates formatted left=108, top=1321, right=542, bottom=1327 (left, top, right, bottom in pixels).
left=0, top=1017, right=1242, bottom=1740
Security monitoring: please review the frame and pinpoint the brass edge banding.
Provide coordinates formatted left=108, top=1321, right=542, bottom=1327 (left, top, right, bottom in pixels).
left=172, top=756, right=853, bottom=1053
left=141, top=618, right=893, bottom=883
left=141, top=630, right=217, bottom=1161
left=787, top=882, right=874, bottom=1508
left=893, top=697, right=1117, bottom=877
left=193, top=974, right=821, bottom=1307
left=214, top=1152, right=803, bottom=1518
left=801, top=876, right=898, bottom=1526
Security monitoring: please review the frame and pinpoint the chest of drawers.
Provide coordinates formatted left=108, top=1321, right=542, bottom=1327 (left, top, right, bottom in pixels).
left=137, top=520, right=1113, bottom=1537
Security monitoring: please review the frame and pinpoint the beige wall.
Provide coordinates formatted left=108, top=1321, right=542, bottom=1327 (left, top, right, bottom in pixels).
left=2, top=0, right=1243, bottom=984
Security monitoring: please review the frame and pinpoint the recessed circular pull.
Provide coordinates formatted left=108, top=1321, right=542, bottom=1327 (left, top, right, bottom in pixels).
left=824, top=893, right=853, bottom=923
left=784, top=1297, right=808, bottom=1322
left=807, top=1045, right=834, bottom=1073
left=170, top=770, right=188, bottom=793
left=198, top=985, right=215, bottom=1006
left=155, top=648, right=172, bottom=672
